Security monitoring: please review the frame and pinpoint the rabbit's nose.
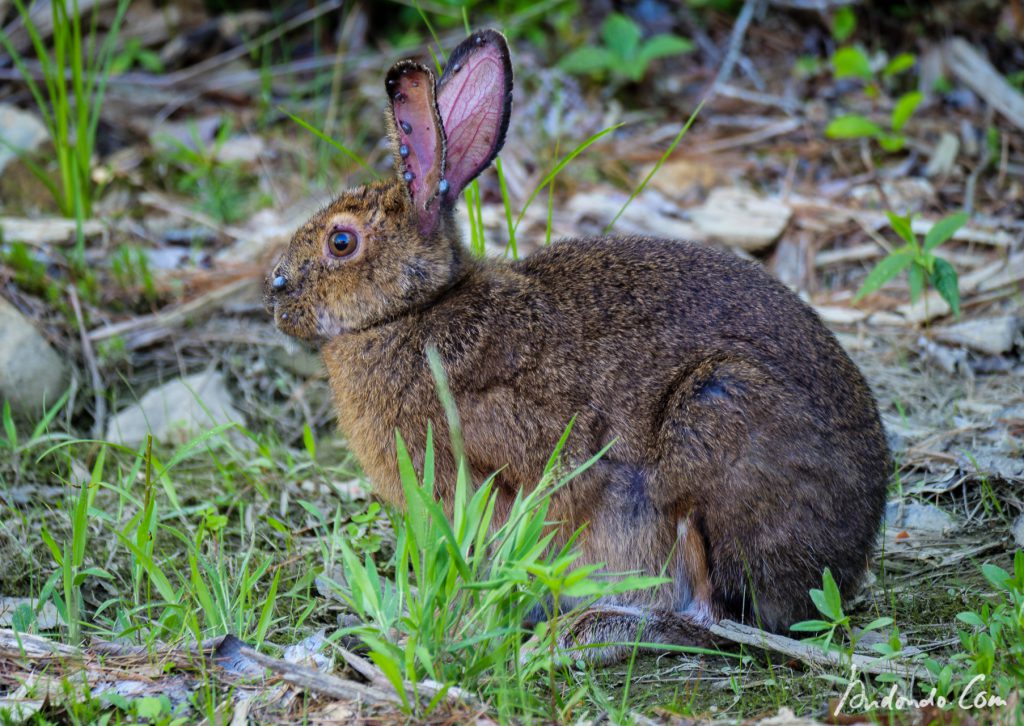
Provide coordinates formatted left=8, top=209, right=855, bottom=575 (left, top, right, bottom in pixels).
left=271, top=274, right=287, bottom=292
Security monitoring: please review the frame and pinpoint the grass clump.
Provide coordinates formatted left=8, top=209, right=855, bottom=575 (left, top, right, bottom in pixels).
left=0, top=0, right=129, bottom=228
left=328, top=422, right=664, bottom=720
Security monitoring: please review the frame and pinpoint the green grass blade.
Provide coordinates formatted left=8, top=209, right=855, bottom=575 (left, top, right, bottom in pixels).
left=282, top=108, right=380, bottom=179
left=513, top=124, right=624, bottom=234
left=605, top=101, right=703, bottom=234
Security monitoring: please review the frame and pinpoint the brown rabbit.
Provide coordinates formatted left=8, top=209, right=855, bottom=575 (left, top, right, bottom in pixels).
left=266, top=29, right=890, bottom=664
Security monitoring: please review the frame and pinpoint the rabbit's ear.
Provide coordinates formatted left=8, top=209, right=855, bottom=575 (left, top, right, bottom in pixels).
left=436, top=29, right=513, bottom=199
left=386, top=60, right=447, bottom=235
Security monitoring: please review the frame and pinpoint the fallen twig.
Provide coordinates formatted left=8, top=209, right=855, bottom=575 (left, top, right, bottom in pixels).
left=239, top=645, right=403, bottom=706
left=945, top=37, right=1024, bottom=131
left=68, top=285, right=105, bottom=440
left=709, top=620, right=928, bottom=679
left=707, top=0, right=758, bottom=100
left=88, top=277, right=259, bottom=348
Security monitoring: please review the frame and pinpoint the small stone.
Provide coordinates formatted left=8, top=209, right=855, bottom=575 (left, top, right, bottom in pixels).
left=104, top=370, right=245, bottom=447
left=0, top=105, right=48, bottom=174
left=1013, top=513, right=1024, bottom=548
left=690, top=188, right=791, bottom=251
left=0, top=297, right=70, bottom=418
left=214, top=134, right=266, bottom=165
left=885, top=500, right=957, bottom=534
left=924, top=132, right=960, bottom=178
left=934, top=316, right=1021, bottom=356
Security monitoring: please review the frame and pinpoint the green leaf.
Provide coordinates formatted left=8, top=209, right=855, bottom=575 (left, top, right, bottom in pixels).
left=923, top=212, right=968, bottom=252
left=877, top=133, right=905, bottom=152
left=790, top=619, right=833, bottom=632
left=832, top=46, right=872, bottom=82
left=862, top=616, right=894, bottom=631
left=907, top=262, right=924, bottom=303
left=558, top=46, right=616, bottom=76
left=822, top=568, right=843, bottom=619
left=883, top=52, right=916, bottom=78
left=930, top=257, right=960, bottom=317
left=980, top=563, right=1009, bottom=590
left=886, top=211, right=917, bottom=247
left=602, top=13, right=641, bottom=61
left=956, top=611, right=986, bottom=628
left=831, top=7, right=856, bottom=42
left=302, top=423, right=316, bottom=460
left=825, top=115, right=883, bottom=140
left=637, top=34, right=694, bottom=67
left=891, top=91, right=922, bottom=132
left=853, top=248, right=915, bottom=301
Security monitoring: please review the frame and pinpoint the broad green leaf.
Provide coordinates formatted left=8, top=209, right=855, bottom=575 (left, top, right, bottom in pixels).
left=891, top=91, right=922, bottom=132
left=930, top=257, right=960, bottom=317
left=854, top=248, right=915, bottom=301
left=558, top=46, right=616, bottom=75
left=981, top=563, right=1010, bottom=590
left=877, top=132, right=905, bottom=152
left=832, top=46, right=872, bottom=82
left=957, top=611, right=986, bottom=628
left=810, top=587, right=839, bottom=621
left=637, top=34, right=694, bottom=67
left=862, top=616, right=894, bottom=631
left=907, top=262, right=924, bottom=303
left=883, top=52, right=916, bottom=78
left=831, top=7, right=856, bottom=42
left=886, top=211, right=917, bottom=247
left=825, top=115, right=883, bottom=139
left=923, top=212, right=968, bottom=252
left=302, top=423, right=316, bottom=460
left=602, top=13, right=641, bottom=61
left=822, top=568, right=842, bottom=618
left=790, top=619, right=833, bottom=632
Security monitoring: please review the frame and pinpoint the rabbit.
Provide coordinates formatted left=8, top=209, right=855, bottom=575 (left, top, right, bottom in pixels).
left=265, top=29, right=891, bottom=664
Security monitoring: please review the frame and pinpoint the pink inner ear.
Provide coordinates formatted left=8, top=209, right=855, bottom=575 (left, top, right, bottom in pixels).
left=388, top=62, right=445, bottom=234
left=437, top=31, right=512, bottom=198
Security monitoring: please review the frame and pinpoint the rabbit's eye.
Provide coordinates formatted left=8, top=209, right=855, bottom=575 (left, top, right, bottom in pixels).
left=327, top=229, right=359, bottom=258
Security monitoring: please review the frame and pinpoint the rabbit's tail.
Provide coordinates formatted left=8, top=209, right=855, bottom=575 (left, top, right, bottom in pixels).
left=553, top=604, right=725, bottom=665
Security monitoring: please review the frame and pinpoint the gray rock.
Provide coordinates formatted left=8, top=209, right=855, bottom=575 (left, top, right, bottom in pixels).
left=1013, top=513, right=1024, bottom=549
left=885, top=500, right=957, bottom=534
left=934, top=316, right=1021, bottom=356
left=0, top=297, right=70, bottom=418
left=0, top=105, right=48, bottom=174
left=105, top=370, right=244, bottom=447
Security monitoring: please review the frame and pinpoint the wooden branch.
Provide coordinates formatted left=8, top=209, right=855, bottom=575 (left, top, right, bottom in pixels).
left=239, top=646, right=404, bottom=706
left=945, top=37, right=1024, bottom=130
left=709, top=620, right=929, bottom=679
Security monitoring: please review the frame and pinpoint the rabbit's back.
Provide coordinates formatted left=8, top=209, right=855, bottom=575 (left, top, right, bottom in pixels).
left=513, top=236, right=882, bottom=445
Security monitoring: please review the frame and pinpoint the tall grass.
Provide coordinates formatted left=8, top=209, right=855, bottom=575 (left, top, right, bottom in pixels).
left=0, top=0, right=129, bottom=261
left=325, top=422, right=664, bottom=719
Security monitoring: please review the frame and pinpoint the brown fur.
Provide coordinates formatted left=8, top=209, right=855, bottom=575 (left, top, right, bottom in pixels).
left=266, top=31, right=890, bottom=664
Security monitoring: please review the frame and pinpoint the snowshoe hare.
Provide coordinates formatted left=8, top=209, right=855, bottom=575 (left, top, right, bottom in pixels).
left=266, top=29, right=890, bottom=663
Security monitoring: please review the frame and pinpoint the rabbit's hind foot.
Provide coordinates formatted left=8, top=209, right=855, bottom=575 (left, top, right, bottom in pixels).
left=549, top=604, right=721, bottom=666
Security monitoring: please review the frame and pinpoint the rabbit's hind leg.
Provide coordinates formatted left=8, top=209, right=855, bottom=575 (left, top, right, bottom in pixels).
left=553, top=604, right=720, bottom=665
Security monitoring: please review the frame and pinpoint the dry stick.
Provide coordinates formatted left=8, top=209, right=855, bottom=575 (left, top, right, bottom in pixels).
left=945, top=37, right=1024, bottom=131
left=707, top=0, right=759, bottom=100
left=709, top=620, right=928, bottom=679
left=239, top=646, right=403, bottom=706
left=769, top=0, right=861, bottom=8
left=964, top=106, right=995, bottom=217
left=335, top=646, right=477, bottom=707
left=67, top=285, right=105, bottom=440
